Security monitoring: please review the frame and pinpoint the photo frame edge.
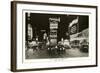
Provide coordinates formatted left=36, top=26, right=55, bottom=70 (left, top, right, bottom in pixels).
left=11, top=1, right=98, bottom=72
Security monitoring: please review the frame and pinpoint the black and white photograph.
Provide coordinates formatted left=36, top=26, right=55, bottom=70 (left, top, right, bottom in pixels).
left=11, top=1, right=97, bottom=71
left=25, top=13, right=89, bottom=59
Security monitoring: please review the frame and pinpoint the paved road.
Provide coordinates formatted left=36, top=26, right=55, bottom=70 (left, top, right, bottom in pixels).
left=26, top=48, right=88, bottom=59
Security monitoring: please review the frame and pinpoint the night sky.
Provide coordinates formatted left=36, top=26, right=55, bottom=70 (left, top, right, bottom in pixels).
left=26, top=13, right=89, bottom=41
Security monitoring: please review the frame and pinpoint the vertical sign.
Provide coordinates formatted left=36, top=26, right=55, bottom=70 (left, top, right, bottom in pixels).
left=49, top=17, right=60, bottom=45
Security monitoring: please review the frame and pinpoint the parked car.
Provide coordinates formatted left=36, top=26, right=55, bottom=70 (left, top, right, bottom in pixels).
left=80, top=44, right=88, bottom=52
left=80, top=39, right=89, bottom=53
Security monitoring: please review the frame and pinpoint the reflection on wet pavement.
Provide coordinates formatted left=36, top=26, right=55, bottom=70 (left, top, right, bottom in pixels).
left=26, top=48, right=88, bottom=59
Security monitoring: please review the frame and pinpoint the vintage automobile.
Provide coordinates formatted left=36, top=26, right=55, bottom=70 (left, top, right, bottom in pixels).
left=80, top=39, right=89, bottom=53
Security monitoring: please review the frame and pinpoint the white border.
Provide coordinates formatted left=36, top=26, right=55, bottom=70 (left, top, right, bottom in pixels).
left=16, top=3, right=96, bottom=69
